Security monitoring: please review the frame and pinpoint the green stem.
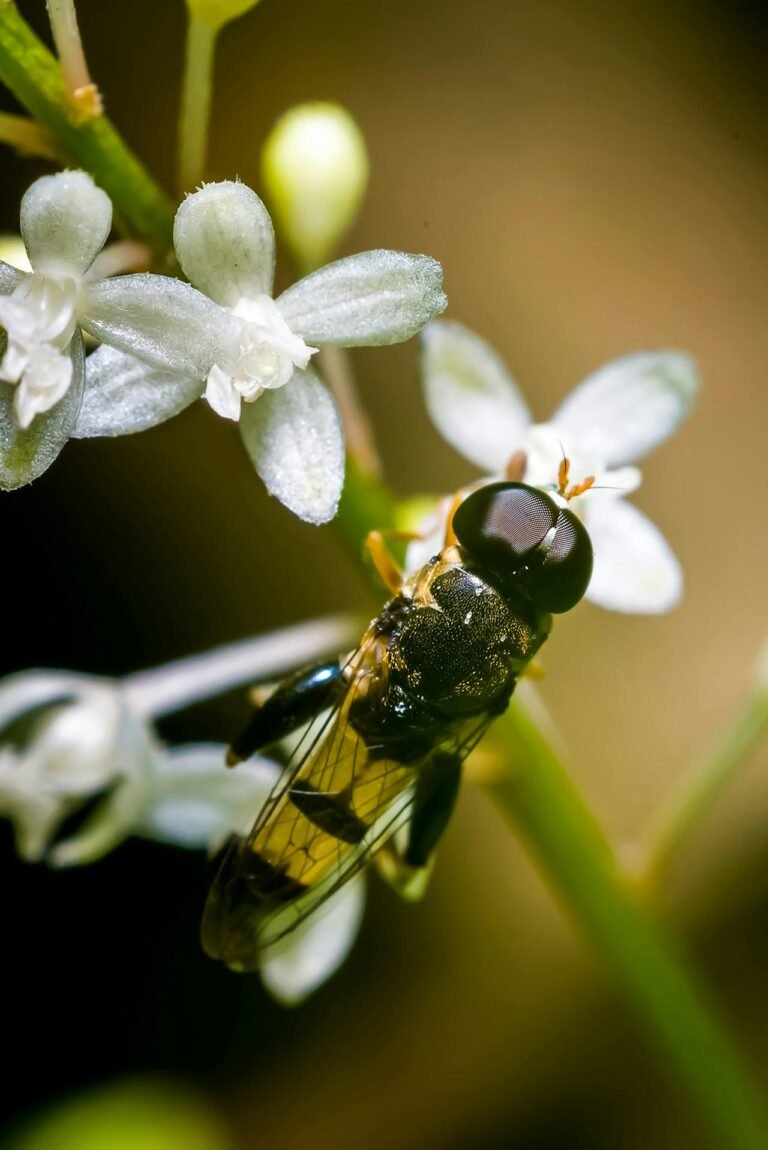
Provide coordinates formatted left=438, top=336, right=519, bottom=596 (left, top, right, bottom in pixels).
left=0, top=2, right=174, bottom=252
left=177, top=12, right=218, bottom=195
left=332, top=478, right=768, bottom=1146
left=489, top=698, right=768, bottom=1149
left=638, top=691, right=768, bottom=887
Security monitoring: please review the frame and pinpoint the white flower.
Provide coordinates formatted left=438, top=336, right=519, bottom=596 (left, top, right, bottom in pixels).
left=415, top=320, right=699, bottom=613
left=0, top=666, right=368, bottom=1003
left=77, top=179, right=447, bottom=523
left=0, top=670, right=275, bottom=867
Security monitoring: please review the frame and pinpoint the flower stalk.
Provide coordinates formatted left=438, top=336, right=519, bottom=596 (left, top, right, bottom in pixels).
left=177, top=10, right=218, bottom=194
left=45, top=0, right=102, bottom=119
left=0, top=3, right=174, bottom=252
left=636, top=665, right=768, bottom=888
left=122, top=613, right=360, bottom=718
left=488, top=699, right=768, bottom=1150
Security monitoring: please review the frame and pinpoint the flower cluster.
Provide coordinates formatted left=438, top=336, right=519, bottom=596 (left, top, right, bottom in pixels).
left=0, top=661, right=364, bottom=1005
left=412, top=321, right=699, bottom=613
left=0, top=171, right=447, bottom=523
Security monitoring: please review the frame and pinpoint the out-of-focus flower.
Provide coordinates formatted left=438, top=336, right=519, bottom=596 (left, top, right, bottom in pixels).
left=78, top=179, right=447, bottom=523
left=0, top=636, right=369, bottom=1002
left=262, top=102, right=369, bottom=271
left=414, top=320, right=699, bottom=613
left=0, top=671, right=276, bottom=867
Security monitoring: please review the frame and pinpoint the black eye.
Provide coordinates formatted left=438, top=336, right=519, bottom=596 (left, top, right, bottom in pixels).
left=452, top=482, right=593, bottom=613
left=531, top=506, right=593, bottom=612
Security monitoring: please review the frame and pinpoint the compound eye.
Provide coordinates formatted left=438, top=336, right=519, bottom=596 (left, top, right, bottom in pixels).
left=452, top=482, right=558, bottom=571
left=529, top=506, right=593, bottom=613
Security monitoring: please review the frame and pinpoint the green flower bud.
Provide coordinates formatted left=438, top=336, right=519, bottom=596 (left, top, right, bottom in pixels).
left=185, top=0, right=261, bottom=29
left=261, top=102, right=369, bottom=271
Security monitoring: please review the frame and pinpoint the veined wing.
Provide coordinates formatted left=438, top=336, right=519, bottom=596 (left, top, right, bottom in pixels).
left=202, top=636, right=493, bottom=970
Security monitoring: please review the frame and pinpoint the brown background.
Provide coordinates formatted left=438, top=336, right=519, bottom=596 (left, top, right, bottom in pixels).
left=3, top=1, right=768, bottom=1147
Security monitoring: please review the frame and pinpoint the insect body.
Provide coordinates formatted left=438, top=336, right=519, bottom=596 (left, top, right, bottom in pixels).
left=202, top=481, right=593, bottom=970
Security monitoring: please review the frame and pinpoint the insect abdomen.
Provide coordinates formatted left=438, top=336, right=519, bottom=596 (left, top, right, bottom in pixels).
left=245, top=719, right=412, bottom=903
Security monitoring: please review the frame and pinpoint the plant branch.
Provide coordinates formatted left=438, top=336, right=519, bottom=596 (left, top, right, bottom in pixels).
left=177, top=11, right=218, bottom=195
left=122, top=614, right=360, bottom=718
left=488, top=696, right=768, bottom=1149
left=0, top=2, right=174, bottom=252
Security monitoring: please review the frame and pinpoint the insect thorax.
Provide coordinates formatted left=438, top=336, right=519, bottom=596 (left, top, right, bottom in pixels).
left=350, top=552, right=551, bottom=757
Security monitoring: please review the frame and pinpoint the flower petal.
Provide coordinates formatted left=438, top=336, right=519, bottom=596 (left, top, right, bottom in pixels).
left=585, top=499, right=682, bottom=613
left=277, top=251, right=447, bottom=346
left=0, top=329, right=84, bottom=489
left=421, top=320, right=531, bottom=471
left=74, top=346, right=203, bottom=438
left=80, top=274, right=238, bottom=378
left=140, top=744, right=279, bottom=851
left=21, top=171, right=112, bottom=278
left=174, top=181, right=275, bottom=305
left=239, top=367, right=344, bottom=524
left=0, top=259, right=24, bottom=294
left=553, top=351, right=699, bottom=467
left=0, top=670, right=95, bottom=735
left=260, top=877, right=366, bottom=1005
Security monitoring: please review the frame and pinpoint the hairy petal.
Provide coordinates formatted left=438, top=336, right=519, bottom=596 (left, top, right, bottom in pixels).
left=554, top=351, right=699, bottom=467
left=0, top=330, right=84, bottom=489
left=239, top=368, right=344, bottom=524
left=21, top=171, right=112, bottom=278
left=81, top=274, right=238, bottom=378
left=0, top=260, right=25, bottom=295
left=277, top=251, right=447, bottom=346
left=586, top=499, right=683, bottom=613
left=174, top=181, right=276, bottom=305
left=421, top=320, right=531, bottom=470
left=260, top=877, right=366, bottom=1005
left=75, top=346, right=203, bottom=438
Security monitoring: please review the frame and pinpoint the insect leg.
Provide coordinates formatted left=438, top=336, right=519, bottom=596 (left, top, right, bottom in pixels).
left=375, top=753, right=462, bottom=898
left=364, top=529, right=421, bottom=593
left=227, top=660, right=344, bottom=765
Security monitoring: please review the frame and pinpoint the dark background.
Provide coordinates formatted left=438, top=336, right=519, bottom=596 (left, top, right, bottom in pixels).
left=3, top=2, right=768, bottom=1147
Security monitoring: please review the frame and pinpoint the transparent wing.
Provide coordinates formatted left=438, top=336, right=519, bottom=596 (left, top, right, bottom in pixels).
left=201, top=632, right=492, bottom=970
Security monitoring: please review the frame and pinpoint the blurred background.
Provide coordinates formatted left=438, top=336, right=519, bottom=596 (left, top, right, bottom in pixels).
left=2, top=0, right=768, bottom=1146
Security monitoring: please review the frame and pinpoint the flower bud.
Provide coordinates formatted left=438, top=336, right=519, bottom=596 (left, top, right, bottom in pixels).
left=261, top=103, right=369, bottom=270
left=185, top=0, right=261, bottom=29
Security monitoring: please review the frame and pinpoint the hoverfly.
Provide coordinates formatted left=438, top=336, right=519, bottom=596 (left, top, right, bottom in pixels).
left=202, top=473, right=593, bottom=970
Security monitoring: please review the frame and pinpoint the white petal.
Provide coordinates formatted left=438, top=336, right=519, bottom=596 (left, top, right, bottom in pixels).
left=585, top=499, right=683, bottom=613
left=239, top=368, right=344, bottom=524
left=0, top=259, right=25, bottom=294
left=13, top=342, right=73, bottom=429
left=204, top=363, right=244, bottom=420
left=0, top=330, right=84, bottom=489
left=277, top=250, right=447, bottom=346
left=21, top=171, right=112, bottom=278
left=553, top=351, right=699, bottom=467
left=174, top=181, right=275, bottom=305
left=140, top=744, right=279, bottom=850
left=74, top=346, right=203, bottom=438
left=80, top=274, right=238, bottom=378
left=0, top=670, right=95, bottom=734
left=260, top=877, right=365, bottom=1005
left=421, top=320, right=531, bottom=471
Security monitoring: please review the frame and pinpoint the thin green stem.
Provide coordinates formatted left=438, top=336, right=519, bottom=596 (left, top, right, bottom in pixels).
left=0, top=110, right=60, bottom=159
left=0, top=2, right=174, bottom=252
left=637, top=691, right=768, bottom=887
left=488, top=698, right=768, bottom=1149
left=46, top=0, right=96, bottom=100
left=177, top=12, right=218, bottom=195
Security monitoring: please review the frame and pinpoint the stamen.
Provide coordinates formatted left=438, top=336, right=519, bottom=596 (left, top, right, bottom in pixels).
left=566, top=475, right=595, bottom=500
